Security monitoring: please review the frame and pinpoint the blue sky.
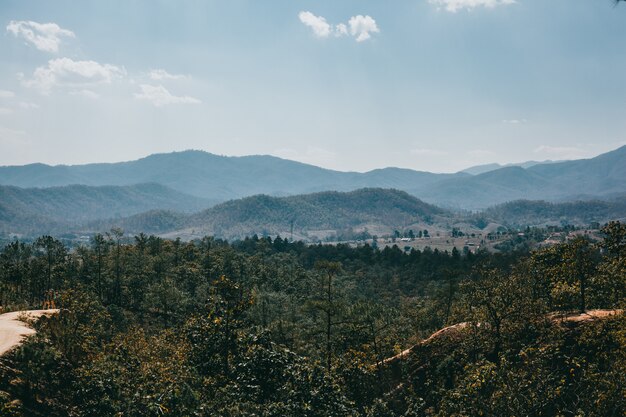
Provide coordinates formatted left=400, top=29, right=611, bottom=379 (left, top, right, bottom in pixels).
left=0, top=0, right=625, bottom=172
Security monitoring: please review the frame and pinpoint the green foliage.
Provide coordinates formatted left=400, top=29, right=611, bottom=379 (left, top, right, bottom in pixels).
left=0, top=225, right=623, bottom=415
left=0, top=183, right=209, bottom=233
left=476, top=198, right=626, bottom=229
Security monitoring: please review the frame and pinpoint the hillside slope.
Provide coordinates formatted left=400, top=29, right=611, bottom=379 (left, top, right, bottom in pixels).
left=474, top=197, right=626, bottom=227
left=94, top=188, right=445, bottom=240
left=0, top=183, right=212, bottom=233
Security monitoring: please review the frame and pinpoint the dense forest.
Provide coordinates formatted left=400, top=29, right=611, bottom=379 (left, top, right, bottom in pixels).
left=473, top=197, right=626, bottom=229
left=0, top=222, right=624, bottom=416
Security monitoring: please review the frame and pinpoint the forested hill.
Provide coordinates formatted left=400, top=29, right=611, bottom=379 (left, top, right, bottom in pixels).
left=0, top=183, right=212, bottom=234
left=5, top=186, right=625, bottom=239
left=1, top=145, right=624, bottom=208
left=474, top=197, right=626, bottom=228
left=92, top=188, right=445, bottom=239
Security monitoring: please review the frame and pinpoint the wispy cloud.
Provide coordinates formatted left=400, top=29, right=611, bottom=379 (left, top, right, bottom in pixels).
left=134, top=84, right=201, bottom=107
left=148, top=69, right=186, bottom=81
left=429, top=0, right=516, bottom=13
left=299, top=11, right=379, bottom=42
left=6, top=20, right=75, bottom=53
left=0, top=107, right=13, bottom=115
left=502, top=118, right=527, bottom=124
left=0, top=90, right=15, bottom=98
left=22, top=58, right=125, bottom=94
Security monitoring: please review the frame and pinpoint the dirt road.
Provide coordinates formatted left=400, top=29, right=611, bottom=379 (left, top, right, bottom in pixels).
left=382, top=309, right=623, bottom=367
left=0, top=309, right=59, bottom=356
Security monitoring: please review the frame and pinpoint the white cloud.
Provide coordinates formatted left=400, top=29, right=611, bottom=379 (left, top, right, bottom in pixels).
left=0, top=90, right=15, bottom=98
left=6, top=20, right=75, bottom=53
left=502, top=118, right=527, bottom=124
left=299, top=12, right=379, bottom=42
left=134, top=84, right=201, bottom=107
left=429, top=0, right=516, bottom=13
left=533, top=145, right=587, bottom=160
left=410, top=148, right=448, bottom=157
left=348, top=15, right=380, bottom=42
left=0, top=107, right=13, bottom=115
left=298, top=11, right=332, bottom=38
left=335, top=23, right=348, bottom=37
left=22, top=58, right=125, bottom=93
left=149, top=69, right=186, bottom=81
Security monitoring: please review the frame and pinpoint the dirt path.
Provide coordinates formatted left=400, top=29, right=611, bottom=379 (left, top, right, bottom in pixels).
left=382, top=309, right=623, bottom=367
left=0, top=309, right=59, bottom=356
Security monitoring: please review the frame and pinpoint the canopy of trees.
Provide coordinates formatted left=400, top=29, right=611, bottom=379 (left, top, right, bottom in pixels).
left=0, top=222, right=623, bottom=416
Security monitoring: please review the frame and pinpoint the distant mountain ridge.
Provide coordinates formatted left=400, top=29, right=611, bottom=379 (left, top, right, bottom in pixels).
left=0, top=151, right=466, bottom=203
left=0, top=183, right=212, bottom=234
left=461, top=160, right=559, bottom=175
left=1, top=145, right=625, bottom=210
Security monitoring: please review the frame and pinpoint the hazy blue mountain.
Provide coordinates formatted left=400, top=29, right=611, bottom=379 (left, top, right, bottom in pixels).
left=461, top=163, right=504, bottom=176
left=461, top=160, right=557, bottom=175
left=1, top=146, right=624, bottom=210
left=0, top=183, right=212, bottom=233
left=0, top=151, right=465, bottom=202
left=526, top=146, right=626, bottom=196
left=412, top=146, right=626, bottom=209
left=415, top=166, right=555, bottom=209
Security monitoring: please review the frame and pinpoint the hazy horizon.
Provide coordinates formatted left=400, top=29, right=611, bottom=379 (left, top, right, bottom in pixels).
left=1, top=0, right=625, bottom=173
left=1, top=144, right=624, bottom=175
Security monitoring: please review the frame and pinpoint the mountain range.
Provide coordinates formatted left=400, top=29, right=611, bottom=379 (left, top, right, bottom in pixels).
left=460, top=160, right=559, bottom=176
left=0, top=146, right=625, bottom=239
left=1, top=145, right=624, bottom=210
left=0, top=183, right=211, bottom=234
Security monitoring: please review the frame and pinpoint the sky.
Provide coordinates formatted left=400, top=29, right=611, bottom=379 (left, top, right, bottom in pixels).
left=0, top=0, right=625, bottom=173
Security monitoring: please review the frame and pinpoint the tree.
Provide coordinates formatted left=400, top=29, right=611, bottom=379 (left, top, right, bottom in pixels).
left=33, top=236, right=66, bottom=294
left=461, top=267, right=538, bottom=363
left=544, top=236, right=597, bottom=313
left=314, top=260, right=342, bottom=374
left=106, top=228, right=124, bottom=305
left=91, top=234, right=109, bottom=302
left=0, top=240, right=32, bottom=305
